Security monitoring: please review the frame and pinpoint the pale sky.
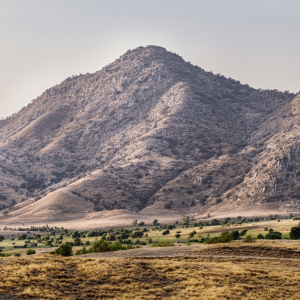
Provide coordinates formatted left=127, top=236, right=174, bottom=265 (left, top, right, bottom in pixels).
left=0, top=0, right=299, bottom=119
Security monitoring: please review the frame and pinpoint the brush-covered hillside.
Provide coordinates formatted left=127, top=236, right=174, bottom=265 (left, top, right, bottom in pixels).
left=0, top=45, right=299, bottom=226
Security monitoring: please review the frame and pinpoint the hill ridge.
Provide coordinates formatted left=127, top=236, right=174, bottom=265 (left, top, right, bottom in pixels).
left=0, top=45, right=299, bottom=226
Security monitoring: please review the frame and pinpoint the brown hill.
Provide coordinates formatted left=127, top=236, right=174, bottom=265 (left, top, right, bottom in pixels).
left=0, top=45, right=299, bottom=227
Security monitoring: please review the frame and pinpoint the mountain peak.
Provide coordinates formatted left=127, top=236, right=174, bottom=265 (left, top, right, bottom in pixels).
left=0, top=46, right=298, bottom=226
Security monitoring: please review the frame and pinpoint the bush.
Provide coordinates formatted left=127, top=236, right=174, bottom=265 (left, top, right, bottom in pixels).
left=151, top=241, right=175, bottom=247
left=257, top=233, right=264, bottom=239
left=264, top=227, right=268, bottom=231
left=218, top=231, right=233, bottom=243
left=75, top=240, right=138, bottom=255
left=243, top=234, right=254, bottom=243
left=75, top=246, right=88, bottom=255
left=0, top=235, right=4, bottom=241
left=71, top=231, right=80, bottom=238
left=175, top=233, right=181, bottom=238
left=50, top=243, right=73, bottom=256
left=14, top=252, right=21, bottom=257
left=231, top=230, right=240, bottom=240
left=240, top=229, right=248, bottom=236
left=265, top=231, right=282, bottom=240
left=162, top=229, right=170, bottom=235
left=26, top=249, right=36, bottom=255
left=289, top=226, right=300, bottom=239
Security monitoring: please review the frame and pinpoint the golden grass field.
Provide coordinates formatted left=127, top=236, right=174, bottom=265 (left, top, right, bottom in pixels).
left=1, top=240, right=300, bottom=299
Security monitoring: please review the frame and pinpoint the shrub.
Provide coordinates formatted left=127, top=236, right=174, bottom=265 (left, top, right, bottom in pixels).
left=14, top=252, right=21, bottom=257
left=289, top=226, right=300, bottom=239
left=162, top=229, right=170, bottom=235
left=265, top=231, right=282, bottom=240
left=243, top=234, right=254, bottom=243
left=71, top=231, right=80, bottom=238
left=231, top=230, right=240, bottom=240
left=17, top=234, right=27, bottom=240
left=151, top=241, right=175, bottom=247
left=0, top=235, right=4, bottom=242
left=86, top=241, right=90, bottom=245
left=264, top=227, right=268, bottom=231
left=75, top=240, right=137, bottom=255
left=240, top=229, right=248, bottom=236
left=175, top=233, right=181, bottom=238
left=26, top=249, right=36, bottom=255
left=205, top=237, right=219, bottom=244
left=257, top=233, right=264, bottom=239
left=75, top=246, right=88, bottom=255
left=50, top=243, right=73, bottom=256
left=218, top=231, right=233, bottom=243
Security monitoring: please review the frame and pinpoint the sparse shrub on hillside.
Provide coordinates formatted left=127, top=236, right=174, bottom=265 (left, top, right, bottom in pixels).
left=215, top=198, right=222, bottom=204
left=264, top=227, right=268, bottom=231
left=257, top=233, right=264, bottom=239
left=138, top=221, right=145, bottom=226
left=0, top=235, right=4, bottom=242
left=162, top=229, right=170, bottom=235
left=175, top=233, right=181, bottom=238
left=132, top=220, right=137, bottom=226
left=14, top=252, right=21, bottom=257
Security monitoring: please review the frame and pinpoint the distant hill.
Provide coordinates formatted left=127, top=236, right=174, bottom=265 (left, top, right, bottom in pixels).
left=0, top=45, right=299, bottom=227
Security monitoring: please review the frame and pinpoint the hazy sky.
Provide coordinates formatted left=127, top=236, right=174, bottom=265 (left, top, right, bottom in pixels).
left=1, top=0, right=299, bottom=119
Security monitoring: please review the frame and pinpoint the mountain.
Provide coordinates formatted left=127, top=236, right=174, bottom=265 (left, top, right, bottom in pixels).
left=0, top=45, right=299, bottom=228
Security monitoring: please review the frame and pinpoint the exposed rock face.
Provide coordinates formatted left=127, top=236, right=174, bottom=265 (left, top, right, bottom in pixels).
left=0, top=45, right=299, bottom=222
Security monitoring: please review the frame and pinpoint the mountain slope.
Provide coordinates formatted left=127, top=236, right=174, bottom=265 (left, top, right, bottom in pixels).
left=0, top=45, right=298, bottom=225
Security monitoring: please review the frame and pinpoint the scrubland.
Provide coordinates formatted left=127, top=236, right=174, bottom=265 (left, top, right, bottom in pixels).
left=0, top=240, right=300, bottom=299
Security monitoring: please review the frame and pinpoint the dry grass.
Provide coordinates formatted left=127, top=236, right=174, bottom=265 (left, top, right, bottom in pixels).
left=193, top=240, right=300, bottom=259
left=1, top=242, right=300, bottom=300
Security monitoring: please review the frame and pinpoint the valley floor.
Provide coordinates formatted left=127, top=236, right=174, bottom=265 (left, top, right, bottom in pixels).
left=0, top=241, right=300, bottom=299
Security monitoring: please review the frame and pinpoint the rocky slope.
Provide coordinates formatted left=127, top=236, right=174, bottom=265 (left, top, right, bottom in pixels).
left=0, top=45, right=299, bottom=225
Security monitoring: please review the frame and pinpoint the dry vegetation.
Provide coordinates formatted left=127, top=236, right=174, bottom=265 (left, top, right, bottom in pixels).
left=1, top=241, right=300, bottom=299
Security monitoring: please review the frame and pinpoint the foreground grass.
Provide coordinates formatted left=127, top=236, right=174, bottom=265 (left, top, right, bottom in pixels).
left=1, top=241, right=300, bottom=299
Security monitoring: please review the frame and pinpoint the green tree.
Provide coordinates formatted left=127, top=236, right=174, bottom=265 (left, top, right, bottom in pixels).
left=71, top=231, right=80, bottom=238
left=218, top=231, right=233, bottom=243
left=0, top=235, right=4, bottom=241
left=51, top=243, right=73, bottom=256
left=289, top=226, right=300, bottom=239
left=182, top=216, right=190, bottom=225
left=231, top=230, right=240, bottom=240
left=152, top=219, right=159, bottom=226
